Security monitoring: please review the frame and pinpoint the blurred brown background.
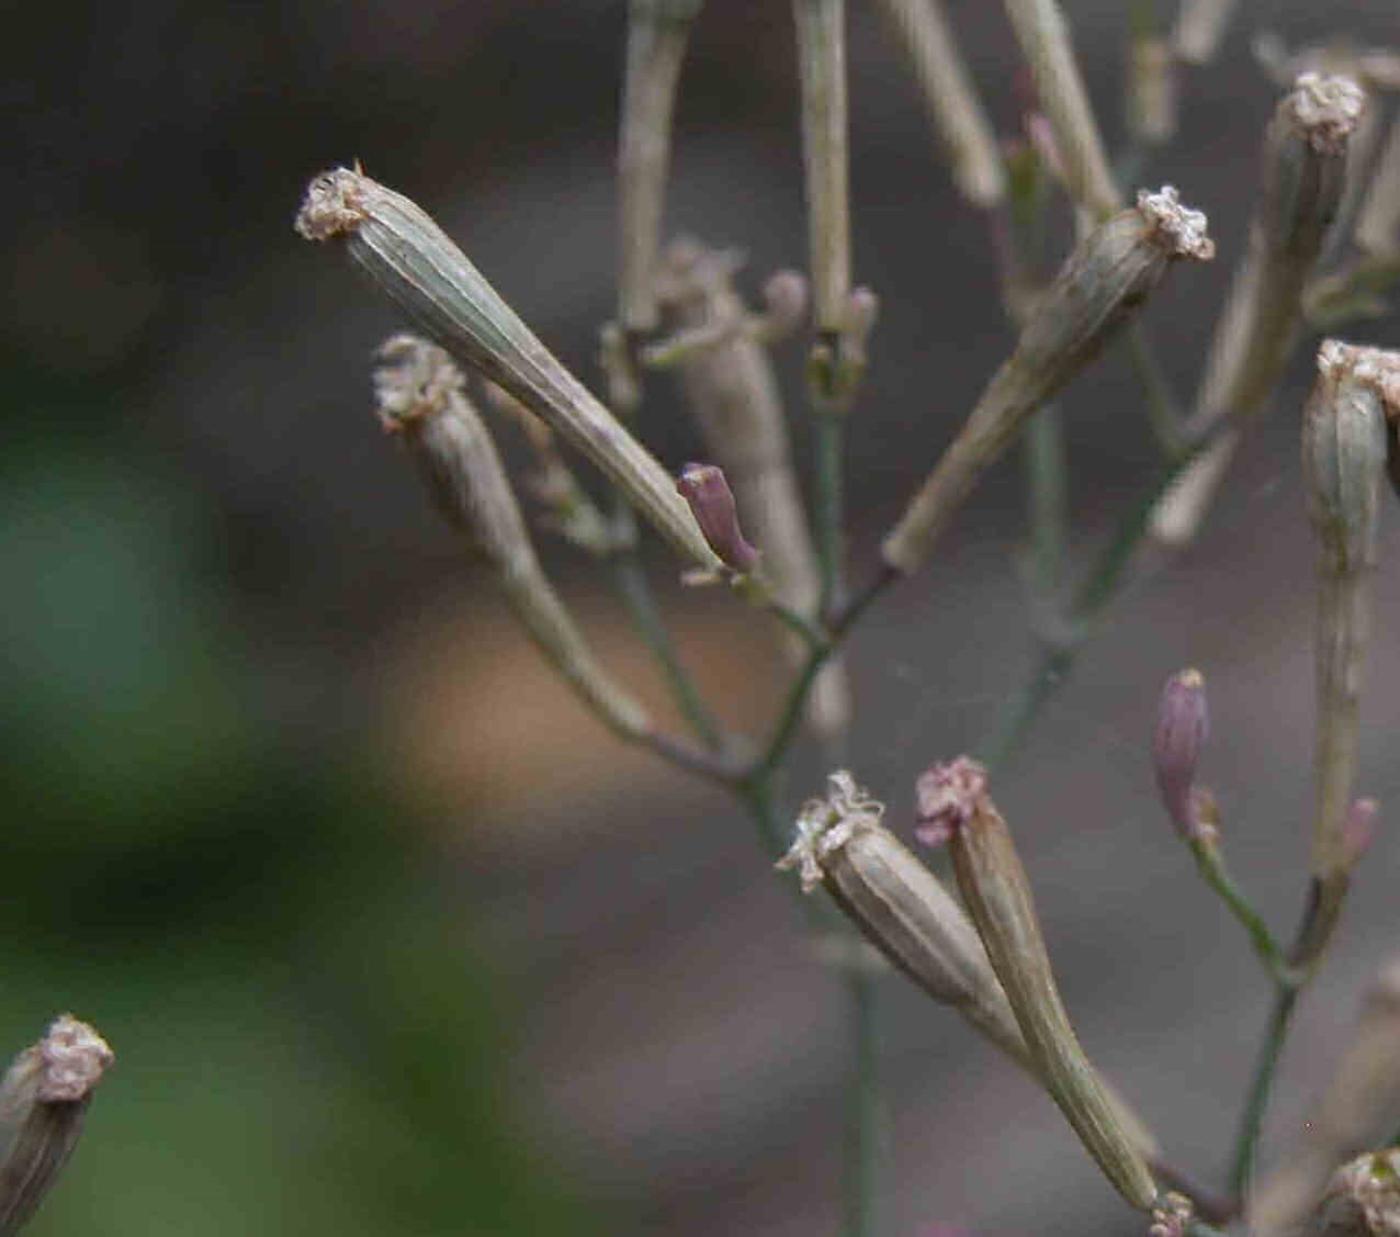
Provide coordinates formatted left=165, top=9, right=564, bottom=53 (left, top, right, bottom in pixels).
left=3, top=1, right=1400, bottom=1233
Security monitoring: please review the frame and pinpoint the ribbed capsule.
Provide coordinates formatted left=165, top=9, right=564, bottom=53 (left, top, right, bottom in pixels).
left=1001, top=0, right=1121, bottom=220
left=776, top=771, right=1029, bottom=1065
left=1150, top=73, right=1364, bottom=549
left=793, top=0, right=852, bottom=334
left=617, top=0, right=704, bottom=331
left=1303, top=341, right=1396, bottom=889
left=871, top=0, right=1005, bottom=207
left=919, top=757, right=1159, bottom=1210
left=1304, top=341, right=1396, bottom=572
left=0, top=1016, right=114, bottom=1236
left=295, top=168, right=721, bottom=574
left=373, top=336, right=652, bottom=743
left=882, top=187, right=1212, bottom=575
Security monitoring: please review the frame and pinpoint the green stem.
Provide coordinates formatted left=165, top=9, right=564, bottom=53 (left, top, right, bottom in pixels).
left=1125, top=322, right=1187, bottom=459
left=607, top=497, right=725, bottom=751
left=1024, top=404, right=1068, bottom=598
left=1189, top=841, right=1292, bottom=985
left=1229, top=982, right=1300, bottom=1199
left=980, top=639, right=1075, bottom=772
left=814, top=409, right=847, bottom=619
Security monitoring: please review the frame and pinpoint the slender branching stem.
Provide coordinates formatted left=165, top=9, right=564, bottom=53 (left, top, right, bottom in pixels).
left=814, top=410, right=847, bottom=618
left=607, top=499, right=726, bottom=751
left=1188, top=840, right=1292, bottom=986
left=1024, top=405, right=1069, bottom=600
left=1125, top=321, right=1188, bottom=458
left=1230, top=981, right=1301, bottom=1199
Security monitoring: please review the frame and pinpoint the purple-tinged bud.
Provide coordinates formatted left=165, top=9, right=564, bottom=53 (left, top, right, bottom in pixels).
left=1153, top=668, right=1209, bottom=839
left=914, top=756, right=988, bottom=847
left=1343, top=798, right=1380, bottom=869
left=676, top=463, right=760, bottom=574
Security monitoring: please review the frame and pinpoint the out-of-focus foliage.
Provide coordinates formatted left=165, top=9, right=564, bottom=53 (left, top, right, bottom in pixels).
left=0, top=360, right=592, bottom=1234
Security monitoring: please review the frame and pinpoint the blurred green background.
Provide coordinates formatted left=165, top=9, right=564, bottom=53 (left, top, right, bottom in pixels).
left=5, top=2, right=1400, bottom=1234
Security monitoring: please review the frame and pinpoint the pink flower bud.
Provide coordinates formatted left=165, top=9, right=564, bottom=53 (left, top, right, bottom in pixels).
left=1343, top=798, right=1380, bottom=868
left=914, top=757, right=988, bottom=848
left=1154, top=669, right=1209, bottom=839
left=676, top=463, right=760, bottom=574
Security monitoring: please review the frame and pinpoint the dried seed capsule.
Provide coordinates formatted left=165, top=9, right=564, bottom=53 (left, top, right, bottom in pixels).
left=295, top=167, right=721, bottom=574
left=776, top=771, right=1030, bottom=1066
left=617, top=0, right=704, bottom=332
left=920, top=757, right=1159, bottom=1210
left=1302, top=342, right=1396, bottom=901
left=1002, top=0, right=1121, bottom=220
left=793, top=0, right=852, bottom=334
left=373, top=336, right=652, bottom=743
left=871, top=0, right=1005, bottom=207
left=1151, top=74, right=1365, bottom=548
left=0, top=1015, right=114, bottom=1235
left=882, top=187, right=1212, bottom=576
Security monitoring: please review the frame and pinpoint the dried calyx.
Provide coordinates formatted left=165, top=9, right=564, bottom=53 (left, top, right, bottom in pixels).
left=0, top=1016, right=114, bottom=1234
left=919, top=756, right=1159, bottom=1210
left=296, top=167, right=721, bottom=574
left=880, top=187, right=1211, bottom=575
left=371, top=335, right=653, bottom=743
left=776, top=771, right=1030, bottom=1064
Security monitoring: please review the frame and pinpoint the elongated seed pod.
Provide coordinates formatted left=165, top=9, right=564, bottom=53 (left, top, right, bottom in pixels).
left=0, top=1016, right=113, bottom=1236
left=793, top=0, right=851, bottom=333
left=1002, top=0, right=1120, bottom=220
left=921, top=758, right=1159, bottom=1210
left=882, top=187, right=1212, bottom=575
left=295, top=168, right=721, bottom=573
left=1302, top=342, right=1395, bottom=914
left=777, top=773, right=1029, bottom=1064
left=373, top=336, right=652, bottom=742
left=779, top=772, right=1161, bottom=1164
left=1150, top=74, right=1365, bottom=548
left=871, top=0, right=1005, bottom=207
left=617, top=0, right=703, bottom=332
